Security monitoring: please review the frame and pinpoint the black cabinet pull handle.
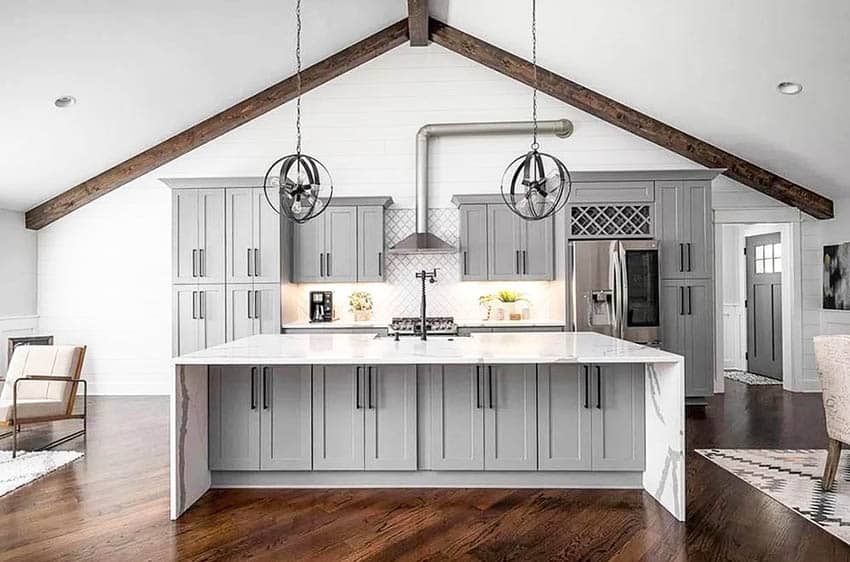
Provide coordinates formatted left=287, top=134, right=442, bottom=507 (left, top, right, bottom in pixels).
left=199, top=249, right=205, bottom=277
left=355, top=366, right=361, bottom=409
left=679, top=286, right=684, bottom=315
left=463, top=251, right=468, bottom=275
left=688, top=286, right=692, bottom=315
left=679, top=243, right=684, bottom=272
left=250, top=367, right=257, bottom=410
left=596, top=366, right=602, bottom=409
left=583, top=365, right=589, bottom=409
left=247, top=248, right=253, bottom=277
left=319, top=253, right=324, bottom=277
left=192, top=291, right=197, bottom=319
left=378, top=252, right=383, bottom=277
left=327, top=253, right=332, bottom=277
left=488, top=366, right=494, bottom=409
left=262, top=367, right=269, bottom=410
left=686, top=243, right=691, bottom=272
left=254, top=247, right=260, bottom=277
left=475, top=366, right=481, bottom=409
left=254, top=290, right=260, bottom=320
left=522, top=250, right=527, bottom=275
left=192, top=249, right=198, bottom=277
left=200, top=291, right=206, bottom=320
left=368, top=366, right=374, bottom=409
left=516, top=250, right=521, bottom=274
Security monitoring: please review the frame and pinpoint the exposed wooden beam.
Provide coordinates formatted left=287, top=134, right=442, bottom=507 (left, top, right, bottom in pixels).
left=25, top=19, right=410, bottom=230
left=430, top=19, right=834, bottom=219
left=407, top=0, right=429, bottom=46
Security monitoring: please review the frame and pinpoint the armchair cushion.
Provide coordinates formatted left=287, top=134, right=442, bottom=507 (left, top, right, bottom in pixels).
left=814, top=335, right=850, bottom=444
left=0, top=398, right=65, bottom=421
left=0, top=345, right=85, bottom=422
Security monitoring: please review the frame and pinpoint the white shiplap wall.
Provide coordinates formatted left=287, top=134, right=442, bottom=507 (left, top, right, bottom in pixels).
left=37, top=44, right=784, bottom=394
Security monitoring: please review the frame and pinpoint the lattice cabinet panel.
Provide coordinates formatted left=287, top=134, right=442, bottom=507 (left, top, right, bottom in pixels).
left=568, top=204, right=654, bottom=239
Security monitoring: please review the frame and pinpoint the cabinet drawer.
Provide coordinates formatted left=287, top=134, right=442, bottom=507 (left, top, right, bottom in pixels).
left=570, top=181, right=654, bottom=203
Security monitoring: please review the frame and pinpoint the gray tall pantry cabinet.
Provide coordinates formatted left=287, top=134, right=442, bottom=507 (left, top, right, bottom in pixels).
left=169, top=179, right=281, bottom=356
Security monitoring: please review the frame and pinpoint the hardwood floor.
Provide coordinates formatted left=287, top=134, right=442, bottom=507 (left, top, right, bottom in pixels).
left=1, top=382, right=848, bottom=561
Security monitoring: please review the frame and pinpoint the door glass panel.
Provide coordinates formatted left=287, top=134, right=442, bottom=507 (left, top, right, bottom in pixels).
left=755, top=260, right=763, bottom=273
left=773, top=243, right=781, bottom=257
left=624, top=250, right=659, bottom=327
left=764, top=258, right=773, bottom=273
left=774, top=256, right=782, bottom=272
left=764, top=244, right=773, bottom=259
left=755, top=246, right=764, bottom=260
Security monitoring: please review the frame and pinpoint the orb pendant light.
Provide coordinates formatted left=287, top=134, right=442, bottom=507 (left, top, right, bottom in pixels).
left=500, top=0, right=571, bottom=221
left=263, top=0, right=333, bottom=223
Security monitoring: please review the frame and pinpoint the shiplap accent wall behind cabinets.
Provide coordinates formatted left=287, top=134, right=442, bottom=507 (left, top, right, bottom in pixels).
left=35, top=45, right=787, bottom=394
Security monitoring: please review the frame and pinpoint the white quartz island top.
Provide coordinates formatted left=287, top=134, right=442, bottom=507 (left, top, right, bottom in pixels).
left=174, top=332, right=682, bottom=366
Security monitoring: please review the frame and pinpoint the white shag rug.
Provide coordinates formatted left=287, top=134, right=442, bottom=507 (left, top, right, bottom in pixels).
left=723, top=369, right=782, bottom=385
left=0, top=450, right=84, bottom=497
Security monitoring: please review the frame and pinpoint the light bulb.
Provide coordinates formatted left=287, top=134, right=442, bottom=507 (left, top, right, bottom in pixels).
left=291, top=197, right=302, bottom=214
left=296, top=171, right=309, bottom=185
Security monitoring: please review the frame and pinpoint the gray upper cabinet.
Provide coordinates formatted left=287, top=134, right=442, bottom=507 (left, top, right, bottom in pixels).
left=656, top=180, right=712, bottom=279
left=260, top=366, right=312, bottom=470
left=364, top=365, right=417, bottom=471
left=357, top=206, right=385, bottom=282
left=590, top=363, right=645, bottom=471
left=292, top=206, right=358, bottom=283
left=429, top=365, right=484, bottom=470
left=459, top=204, right=488, bottom=281
left=484, top=364, right=537, bottom=471
left=537, top=364, right=592, bottom=470
left=209, top=366, right=261, bottom=470
left=291, top=213, right=325, bottom=283
left=173, top=189, right=225, bottom=285
left=312, top=365, right=365, bottom=470
left=225, top=188, right=280, bottom=285
left=520, top=216, right=554, bottom=280
left=227, top=283, right=281, bottom=342
left=487, top=205, right=521, bottom=280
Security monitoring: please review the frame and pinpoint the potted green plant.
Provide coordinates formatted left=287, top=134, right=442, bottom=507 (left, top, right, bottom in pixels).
left=496, top=290, right=528, bottom=321
left=349, top=291, right=373, bottom=322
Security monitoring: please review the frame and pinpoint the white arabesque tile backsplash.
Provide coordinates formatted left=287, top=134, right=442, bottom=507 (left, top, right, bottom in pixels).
left=286, top=207, right=564, bottom=324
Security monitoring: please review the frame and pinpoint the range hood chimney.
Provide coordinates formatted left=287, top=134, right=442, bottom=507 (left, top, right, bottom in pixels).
left=388, top=119, right=573, bottom=254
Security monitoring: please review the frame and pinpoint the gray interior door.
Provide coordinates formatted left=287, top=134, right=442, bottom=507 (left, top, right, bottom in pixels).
left=208, top=365, right=261, bottom=470
left=459, top=204, right=488, bottom=281
left=260, top=366, right=312, bottom=470
left=429, top=365, right=484, bottom=470
left=746, top=233, right=783, bottom=380
left=364, top=365, right=417, bottom=470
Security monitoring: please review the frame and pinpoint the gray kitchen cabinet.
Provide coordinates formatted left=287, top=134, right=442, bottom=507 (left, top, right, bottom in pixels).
left=225, top=188, right=281, bottom=285
left=484, top=364, right=537, bottom=471
left=661, top=278, right=714, bottom=397
left=172, top=284, right=226, bottom=356
left=209, top=366, right=261, bottom=470
left=260, top=366, right=312, bottom=470
left=537, top=364, right=592, bottom=470
left=172, top=189, right=225, bottom=285
left=291, top=213, right=325, bottom=283
left=486, top=204, right=554, bottom=281
left=364, top=365, right=417, bottom=470
left=227, top=283, right=282, bottom=342
left=459, top=204, right=488, bottom=281
left=656, top=180, right=712, bottom=279
left=357, top=206, right=385, bottom=282
left=292, top=206, right=358, bottom=283
left=569, top=181, right=655, bottom=203
left=520, top=217, right=554, bottom=280
left=312, top=365, right=365, bottom=470
left=429, top=365, right=484, bottom=470
left=589, top=363, right=645, bottom=471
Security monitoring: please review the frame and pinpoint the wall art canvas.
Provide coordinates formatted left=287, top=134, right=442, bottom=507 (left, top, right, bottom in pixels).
left=824, top=242, right=850, bottom=310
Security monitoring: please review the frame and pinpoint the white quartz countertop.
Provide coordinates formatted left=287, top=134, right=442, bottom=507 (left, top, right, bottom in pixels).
left=281, top=319, right=565, bottom=329
left=174, top=332, right=681, bottom=366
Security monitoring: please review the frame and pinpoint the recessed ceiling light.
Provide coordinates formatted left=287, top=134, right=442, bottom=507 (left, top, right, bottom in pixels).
left=777, top=82, right=803, bottom=95
left=54, top=95, right=77, bottom=108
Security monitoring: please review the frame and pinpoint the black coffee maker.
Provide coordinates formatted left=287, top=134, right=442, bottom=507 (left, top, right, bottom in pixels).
left=309, top=291, right=333, bottom=322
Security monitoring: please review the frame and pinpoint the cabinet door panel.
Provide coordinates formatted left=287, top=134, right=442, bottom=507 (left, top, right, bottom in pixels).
left=685, top=280, right=714, bottom=397
left=460, top=205, right=488, bottom=281
left=429, top=365, right=484, bottom=470
left=660, top=280, right=685, bottom=356
left=365, top=365, right=417, bottom=470
left=684, top=182, right=712, bottom=278
left=521, top=217, right=554, bottom=280
left=172, top=190, right=199, bottom=284
left=198, top=284, right=226, bottom=350
left=261, top=366, right=311, bottom=470
left=253, top=188, right=281, bottom=284
left=198, top=189, right=226, bottom=284
left=254, top=283, right=281, bottom=336
left=484, top=364, right=537, bottom=471
left=487, top=205, right=521, bottom=280
left=209, top=366, right=260, bottom=470
left=325, top=206, right=358, bottom=282
left=312, top=366, right=364, bottom=470
left=591, top=364, right=645, bottom=471
left=292, top=216, right=325, bottom=283
left=225, top=284, right=255, bottom=342
left=172, top=286, right=199, bottom=356
left=357, top=206, right=385, bottom=282
left=656, top=181, right=686, bottom=279
left=225, top=188, right=254, bottom=284
left=538, top=364, right=592, bottom=470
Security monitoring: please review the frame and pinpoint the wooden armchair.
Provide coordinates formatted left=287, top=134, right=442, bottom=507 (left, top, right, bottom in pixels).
left=814, top=335, right=850, bottom=490
left=0, top=345, right=87, bottom=458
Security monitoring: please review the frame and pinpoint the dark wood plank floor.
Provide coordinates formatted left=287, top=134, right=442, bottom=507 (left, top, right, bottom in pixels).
left=1, top=381, right=849, bottom=561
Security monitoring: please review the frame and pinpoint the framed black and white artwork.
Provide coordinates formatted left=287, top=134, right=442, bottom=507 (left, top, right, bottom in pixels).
left=823, top=242, right=850, bottom=310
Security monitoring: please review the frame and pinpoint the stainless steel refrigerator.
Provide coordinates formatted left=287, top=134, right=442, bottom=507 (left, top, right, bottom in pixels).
left=569, top=240, right=660, bottom=345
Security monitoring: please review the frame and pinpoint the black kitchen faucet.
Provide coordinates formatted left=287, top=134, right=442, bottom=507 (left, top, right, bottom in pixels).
left=415, top=268, right=438, bottom=340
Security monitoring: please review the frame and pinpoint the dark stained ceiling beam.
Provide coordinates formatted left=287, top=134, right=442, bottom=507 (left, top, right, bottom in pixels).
left=429, top=18, right=834, bottom=219
left=407, top=0, right=429, bottom=46
left=25, top=19, right=410, bottom=230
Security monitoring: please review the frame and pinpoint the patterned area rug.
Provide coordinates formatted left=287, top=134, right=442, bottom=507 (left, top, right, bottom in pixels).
left=697, top=449, right=850, bottom=545
left=0, top=450, right=83, bottom=497
left=724, top=369, right=782, bottom=385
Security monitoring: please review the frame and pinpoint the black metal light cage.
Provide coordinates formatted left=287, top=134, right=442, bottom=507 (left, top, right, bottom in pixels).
left=263, top=153, right=333, bottom=224
left=501, top=149, right=572, bottom=221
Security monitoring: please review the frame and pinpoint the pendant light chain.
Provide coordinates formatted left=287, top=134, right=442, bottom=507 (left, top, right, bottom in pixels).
left=531, top=0, right=538, bottom=151
left=295, top=0, right=302, bottom=156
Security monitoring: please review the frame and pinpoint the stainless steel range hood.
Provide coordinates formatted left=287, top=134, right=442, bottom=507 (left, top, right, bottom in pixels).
left=388, top=119, right=573, bottom=254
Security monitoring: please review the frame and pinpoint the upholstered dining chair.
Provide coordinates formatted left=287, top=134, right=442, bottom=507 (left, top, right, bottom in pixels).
left=0, top=345, right=87, bottom=458
left=814, top=335, right=850, bottom=490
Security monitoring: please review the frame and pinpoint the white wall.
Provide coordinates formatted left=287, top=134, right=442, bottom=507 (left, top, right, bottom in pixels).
left=35, top=44, right=791, bottom=394
left=0, top=208, right=39, bottom=376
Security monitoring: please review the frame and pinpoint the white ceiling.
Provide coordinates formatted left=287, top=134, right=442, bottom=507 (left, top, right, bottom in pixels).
left=1, top=0, right=849, bottom=211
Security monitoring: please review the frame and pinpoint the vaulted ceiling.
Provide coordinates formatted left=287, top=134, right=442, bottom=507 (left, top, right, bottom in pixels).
left=2, top=0, right=849, bottom=214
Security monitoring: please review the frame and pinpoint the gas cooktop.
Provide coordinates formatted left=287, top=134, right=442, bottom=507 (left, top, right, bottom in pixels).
left=389, top=316, right=457, bottom=336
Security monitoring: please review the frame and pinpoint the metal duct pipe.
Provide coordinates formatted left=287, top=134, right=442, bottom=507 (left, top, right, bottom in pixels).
left=415, top=119, right=573, bottom=234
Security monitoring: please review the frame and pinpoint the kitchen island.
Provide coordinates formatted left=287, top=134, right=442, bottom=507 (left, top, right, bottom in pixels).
left=171, top=332, right=685, bottom=521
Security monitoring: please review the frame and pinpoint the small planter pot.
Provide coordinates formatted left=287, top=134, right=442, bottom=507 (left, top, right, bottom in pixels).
left=353, top=310, right=372, bottom=322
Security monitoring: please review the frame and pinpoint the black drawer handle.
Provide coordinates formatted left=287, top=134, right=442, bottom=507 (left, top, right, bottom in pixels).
left=583, top=366, right=589, bottom=409
left=475, top=366, right=481, bottom=408
left=368, top=366, right=374, bottom=409
left=488, top=366, right=494, bottom=409
left=355, top=366, right=361, bottom=409
left=596, top=366, right=602, bottom=409
left=262, top=367, right=269, bottom=410
left=250, top=367, right=257, bottom=410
